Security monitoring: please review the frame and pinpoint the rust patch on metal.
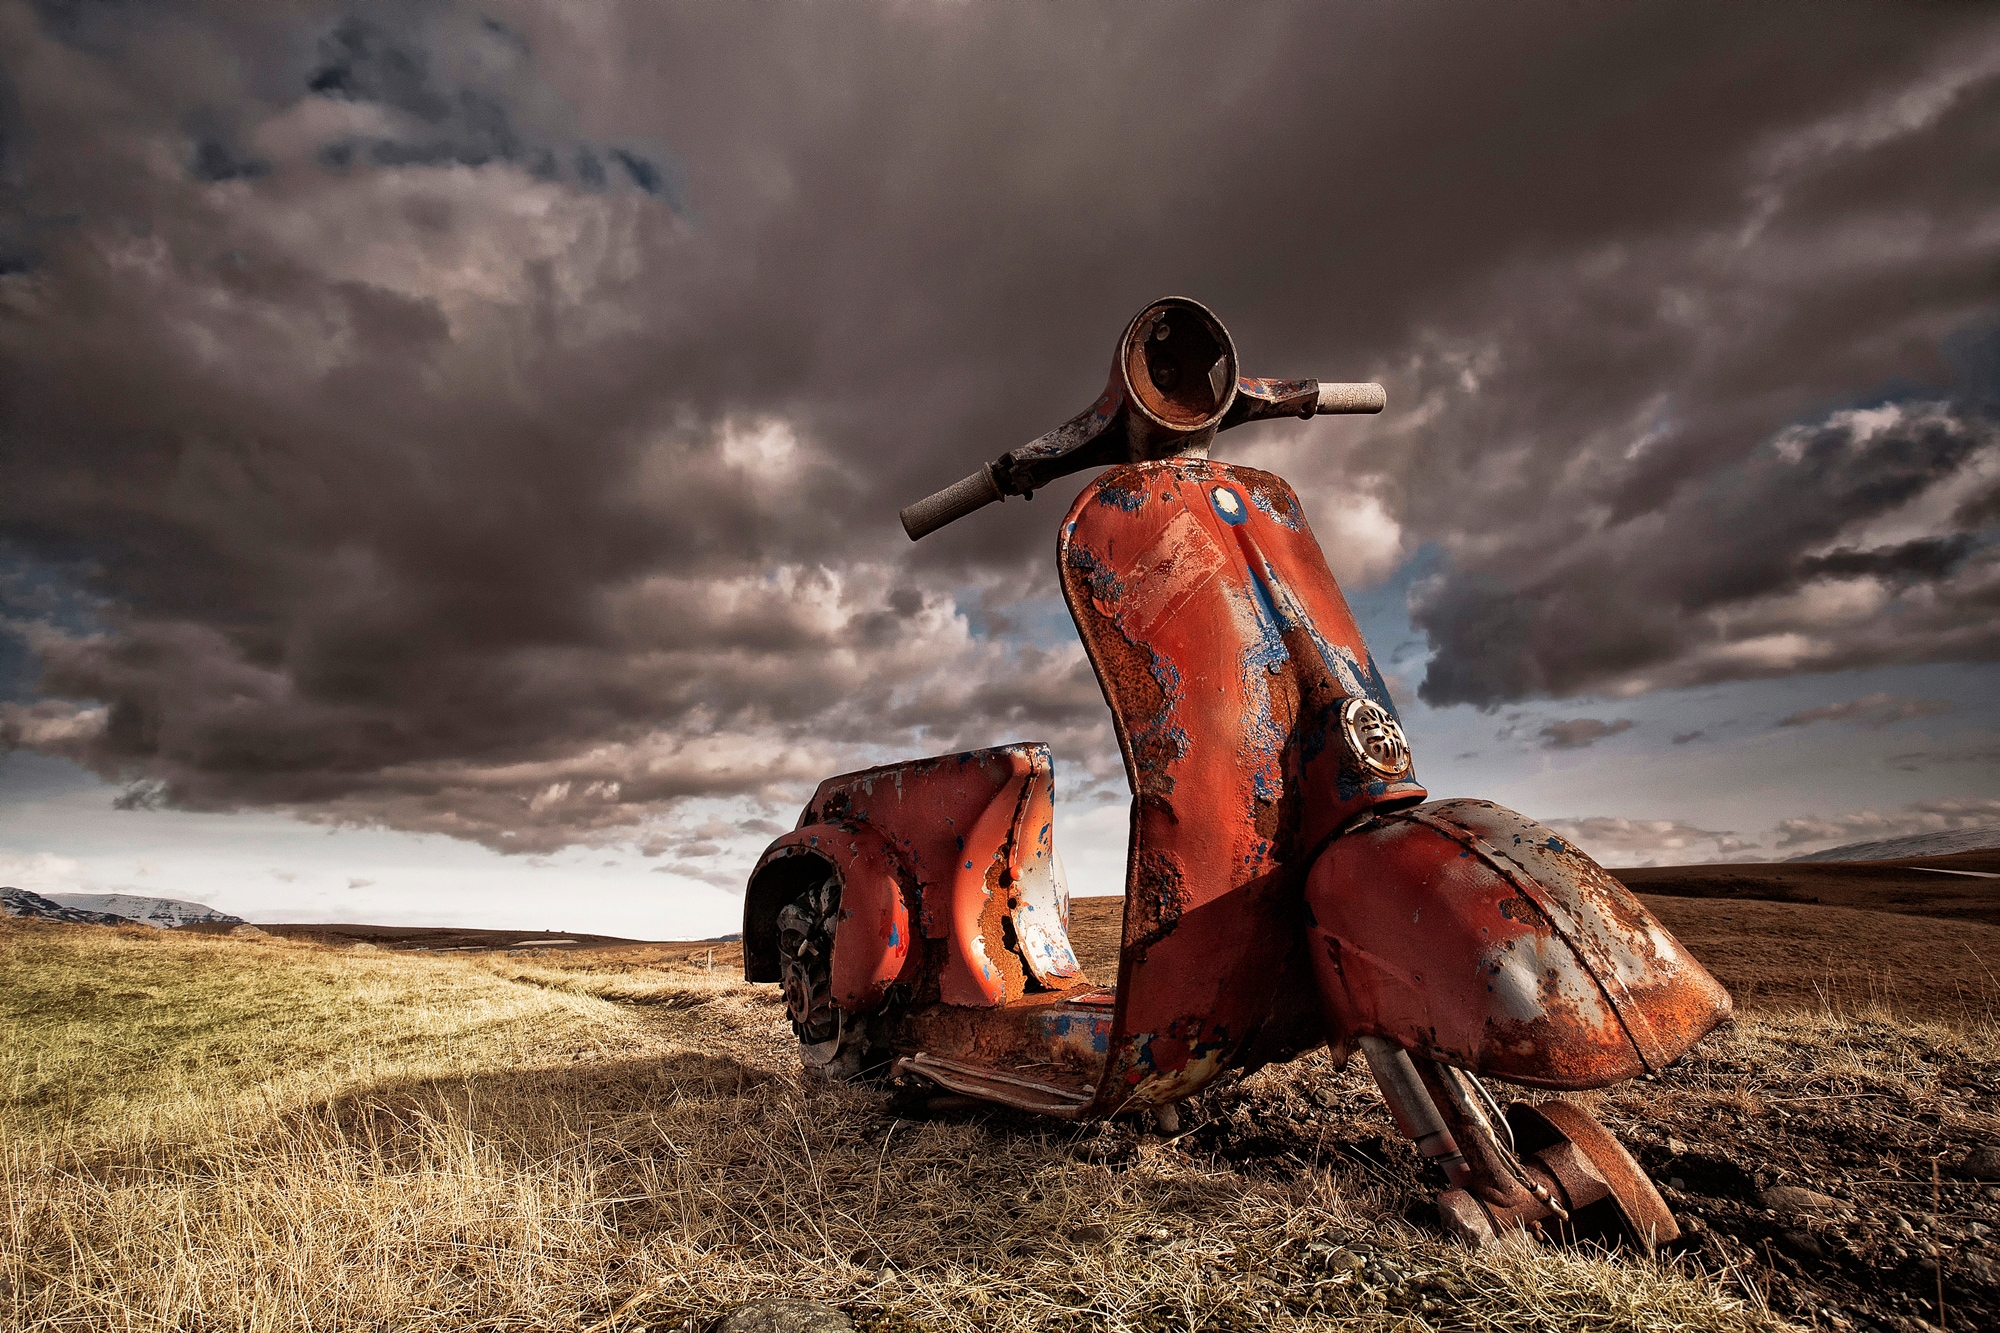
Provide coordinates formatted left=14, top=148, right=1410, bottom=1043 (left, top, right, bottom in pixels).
left=1124, top=846, right=1189, bottom=955
left=977, top=843, right=1029, bottom=1000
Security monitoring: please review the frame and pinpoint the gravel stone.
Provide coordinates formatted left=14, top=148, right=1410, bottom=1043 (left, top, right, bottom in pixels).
left=1760, top=1185, right=1848, bottom=1216
left=715, top=1298, right=854, bottom=1333
left=1961, top=1145, right=2000, bottom=1181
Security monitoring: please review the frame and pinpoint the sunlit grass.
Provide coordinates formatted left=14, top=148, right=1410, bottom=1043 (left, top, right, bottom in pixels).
left=0, top=916, right=1784, bottom=1332
left=1, top=920, right=636, bottom=1148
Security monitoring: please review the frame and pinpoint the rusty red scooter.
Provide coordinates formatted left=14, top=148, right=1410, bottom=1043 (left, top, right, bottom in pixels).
left=743, top=298, right=1731, bottom=1249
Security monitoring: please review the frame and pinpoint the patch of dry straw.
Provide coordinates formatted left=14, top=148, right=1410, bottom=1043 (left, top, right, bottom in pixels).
left=2, top=918, right=1782, bottom=1331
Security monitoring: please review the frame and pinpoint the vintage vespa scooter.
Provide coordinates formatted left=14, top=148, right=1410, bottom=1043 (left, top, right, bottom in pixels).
left=743, top=298, right=1731, bottom=1249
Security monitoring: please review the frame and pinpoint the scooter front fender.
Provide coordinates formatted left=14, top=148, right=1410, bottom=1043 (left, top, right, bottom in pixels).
left=744, top=822, right=913, bottom=1012
left=1305, top=799, right=1731, bottom=1089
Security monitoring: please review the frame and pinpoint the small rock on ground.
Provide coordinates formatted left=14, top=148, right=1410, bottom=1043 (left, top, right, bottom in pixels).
left=715, top=1298, right=853, bottom=1333
left=1960, top=1144, right=2000, bottom=1181
left=1758, top=1185, right=1847, bottom=1215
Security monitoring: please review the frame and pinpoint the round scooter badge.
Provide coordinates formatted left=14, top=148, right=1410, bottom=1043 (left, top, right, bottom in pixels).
left=1341, top=697, right=1411, bottom=777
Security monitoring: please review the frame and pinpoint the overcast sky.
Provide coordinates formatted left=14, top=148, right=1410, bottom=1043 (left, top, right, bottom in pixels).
left=3, top=1, right=1998, bottom=938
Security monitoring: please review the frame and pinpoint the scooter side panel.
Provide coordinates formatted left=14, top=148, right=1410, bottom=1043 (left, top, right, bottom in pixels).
left=797, top=744, right=1049, bottom=1007
left=1058, top=460, right=1428, bottom=1110
left=1304, top=799, right=1732, bottom=1090
left=743, top=822, right=914, bottom=1009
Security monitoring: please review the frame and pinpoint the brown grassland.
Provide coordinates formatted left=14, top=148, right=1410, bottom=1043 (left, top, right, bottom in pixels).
left=3, top=878, right=1999, bottom=1332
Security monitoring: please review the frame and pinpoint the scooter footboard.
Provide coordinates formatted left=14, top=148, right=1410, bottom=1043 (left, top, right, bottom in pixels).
left=1304, top=799, right=1731, bottom=1089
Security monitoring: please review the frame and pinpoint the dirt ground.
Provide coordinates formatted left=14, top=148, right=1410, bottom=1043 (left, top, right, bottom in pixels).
left=1061, top=887, right=2000, bottom=1333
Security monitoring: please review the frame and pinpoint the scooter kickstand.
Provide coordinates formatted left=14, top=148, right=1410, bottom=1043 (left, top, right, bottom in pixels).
left=1360, top=1036, right=1589, bottom=1248
left=1359, top=1037, right=1497, bottom=1246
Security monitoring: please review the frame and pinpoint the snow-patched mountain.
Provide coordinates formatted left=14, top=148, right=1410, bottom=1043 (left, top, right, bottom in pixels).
left=45, top=893, right=243, bottom=927
left=2, top=885, right=135, bottom=925
left=1789, top=825, right=2000, bottom=863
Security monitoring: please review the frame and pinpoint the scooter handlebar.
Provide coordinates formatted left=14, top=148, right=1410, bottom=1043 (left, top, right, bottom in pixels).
left=1315, top=382, right=1387, bottom=414
left=900, top=380, right=1387, bottom=540
left=900, top=464, right=1004, bottom=541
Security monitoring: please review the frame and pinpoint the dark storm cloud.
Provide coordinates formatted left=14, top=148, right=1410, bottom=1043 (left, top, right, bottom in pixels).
left=1888, top=744, right=2000, bottom=773
left=1775, top=692, right=1953, bottom=729
left=1797, top=535, right=1973, bottom=583
left=1414, top=402, right=2000, bottom=704
left=2, top=0, right=1998, bottom=851
left=1538, top=718, right=1634, bottom=751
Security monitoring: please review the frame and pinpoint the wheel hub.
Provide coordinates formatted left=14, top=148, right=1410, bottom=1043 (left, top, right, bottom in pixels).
left=776, top=873, right=844, bottom=1063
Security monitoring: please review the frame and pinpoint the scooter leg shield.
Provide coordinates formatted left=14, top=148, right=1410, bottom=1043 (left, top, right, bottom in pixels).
left=1305, top=799, right=1731, bottom=1090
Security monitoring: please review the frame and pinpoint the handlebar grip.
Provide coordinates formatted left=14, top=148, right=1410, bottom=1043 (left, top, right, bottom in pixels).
left=900, top=465, right=1004, bottom=541
left=1316, top=382, right=1387, bottom=414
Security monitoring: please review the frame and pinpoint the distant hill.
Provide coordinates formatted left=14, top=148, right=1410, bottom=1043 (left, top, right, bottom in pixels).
left=1789, top=825, right=2000, bottom=863
left=46, top=893, right=242, bottom=928
left=2, top=886, right=135, bottom=925
left=1616, top=845, right=2000, bottom=927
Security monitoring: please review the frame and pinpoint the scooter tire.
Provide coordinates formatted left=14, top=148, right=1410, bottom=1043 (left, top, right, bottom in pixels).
left=775, top=869, right=881, bottom=1082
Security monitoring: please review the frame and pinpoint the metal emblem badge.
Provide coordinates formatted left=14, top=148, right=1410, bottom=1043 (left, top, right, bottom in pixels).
left=1341, top=697, right=1411, bottom=777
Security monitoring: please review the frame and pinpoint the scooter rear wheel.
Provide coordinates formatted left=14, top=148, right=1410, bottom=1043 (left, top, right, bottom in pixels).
left=774, top=868, right=874, bottom=1081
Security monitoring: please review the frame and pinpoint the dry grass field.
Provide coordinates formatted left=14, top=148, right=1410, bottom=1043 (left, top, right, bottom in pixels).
left=4, top=886, right=1997, bottom=1333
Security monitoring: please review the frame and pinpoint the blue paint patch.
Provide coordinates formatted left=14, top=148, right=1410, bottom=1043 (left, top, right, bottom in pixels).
left=1126, top=648, right=1190, bottom=787
left=1096, top=481, right=1148, bottom=512
left=1209, top=486, right=1249, bottom=526
left=1065, top=542, right=1125, bottom=605
left=1132, top=1021, right=1234, bottom=1077
left=1041, top=1010, right=1113, bottom=1055
left=1253, top=580, right=1404, bottom=802
left=1212, top=530, right=1297, bottom=808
